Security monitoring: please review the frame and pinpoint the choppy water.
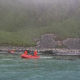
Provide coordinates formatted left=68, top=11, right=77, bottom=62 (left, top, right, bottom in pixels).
left=0, top=54, right=80, bottom=80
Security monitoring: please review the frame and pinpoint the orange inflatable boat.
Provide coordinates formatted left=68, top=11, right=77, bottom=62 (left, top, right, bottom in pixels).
left=21, top=50, right=40, bottom=59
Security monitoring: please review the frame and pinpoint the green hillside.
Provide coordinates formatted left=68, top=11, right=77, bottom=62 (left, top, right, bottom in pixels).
left=0, top=0, right=80, bottom=46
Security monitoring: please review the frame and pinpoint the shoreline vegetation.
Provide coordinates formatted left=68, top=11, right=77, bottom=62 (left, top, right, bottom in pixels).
left=0, top=0, right=80, bottom=56
left=0, top=0, right=80, bottom=47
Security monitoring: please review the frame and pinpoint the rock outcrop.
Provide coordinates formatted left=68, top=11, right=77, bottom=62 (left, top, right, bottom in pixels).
left=63, top=38, right=80, bottom=49
left=35, top=34, right=57, bottom=49
left=35, top=34, right=80, bottom=49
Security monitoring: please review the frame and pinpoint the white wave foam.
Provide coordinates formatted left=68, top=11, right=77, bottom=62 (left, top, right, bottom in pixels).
left=40, top=56, right=53, bottom=59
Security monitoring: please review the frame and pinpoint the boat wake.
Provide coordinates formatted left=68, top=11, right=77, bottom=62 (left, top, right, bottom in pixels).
left=40, top=56, right=53, bottom=59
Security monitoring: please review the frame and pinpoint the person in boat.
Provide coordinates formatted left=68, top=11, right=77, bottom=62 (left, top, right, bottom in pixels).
left=24, top=50, right=28, bottom=55
left=21, top=50, right=39, bottom=59
left=34, top=50, right=37, bottom=56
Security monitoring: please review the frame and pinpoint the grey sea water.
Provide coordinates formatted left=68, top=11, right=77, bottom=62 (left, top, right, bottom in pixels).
left=0, top=54, right=80, bottom=80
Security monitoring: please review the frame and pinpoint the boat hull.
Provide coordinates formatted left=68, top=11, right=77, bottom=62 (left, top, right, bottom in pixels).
left=21, top=54, right=40, bottom=59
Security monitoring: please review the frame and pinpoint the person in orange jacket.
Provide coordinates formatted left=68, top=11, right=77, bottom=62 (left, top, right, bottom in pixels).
left=24, top=50, right=28, bottom=55
left=34, top=50, right=37, bottom=56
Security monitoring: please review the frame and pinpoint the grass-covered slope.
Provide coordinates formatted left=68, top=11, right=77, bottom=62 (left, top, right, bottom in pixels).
left=0, top=0, right=80, bottom=46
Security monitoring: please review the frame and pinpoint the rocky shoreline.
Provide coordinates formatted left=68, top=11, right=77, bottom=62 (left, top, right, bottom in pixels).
left=35, top=34, right=80, bottom=49
left=0, top=34, right=80, bottom=55
left=0, top=46, right=80, bottom=56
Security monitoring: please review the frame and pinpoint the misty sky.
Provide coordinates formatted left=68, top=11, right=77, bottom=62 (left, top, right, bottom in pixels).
left=18, top=0, right=77, bottom=4
left=1, top=0, right=79, bottom=7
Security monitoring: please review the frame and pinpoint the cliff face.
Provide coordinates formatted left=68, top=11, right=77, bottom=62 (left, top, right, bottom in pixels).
left=36, top=34, right=57, bottom=49
left=63, top=38, right=80, bottom=49
left=35, top=34, right=80, bottom=49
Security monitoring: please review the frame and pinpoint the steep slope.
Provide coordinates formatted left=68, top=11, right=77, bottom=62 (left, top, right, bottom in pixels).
left=0, top=0, right=80, bottom=46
